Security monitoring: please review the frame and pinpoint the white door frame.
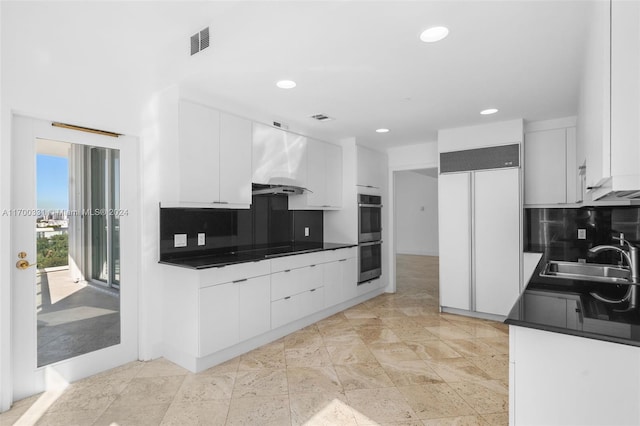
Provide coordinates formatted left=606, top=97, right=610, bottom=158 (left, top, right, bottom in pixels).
left=386, top=162, right=438, bottom=294
left=3, top=114, right=140, bottom=407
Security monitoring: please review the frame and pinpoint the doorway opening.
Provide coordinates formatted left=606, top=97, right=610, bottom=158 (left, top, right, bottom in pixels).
left=391, top=167, right=439, bottom=300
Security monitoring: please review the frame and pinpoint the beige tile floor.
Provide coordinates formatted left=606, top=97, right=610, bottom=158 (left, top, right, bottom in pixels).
left=1, top=255, right=509, bottom=425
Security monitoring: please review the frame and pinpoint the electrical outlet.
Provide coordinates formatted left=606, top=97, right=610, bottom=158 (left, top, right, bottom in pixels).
left=304, top=227, right=310, bottom=237
left=198, top=233, right=206, bottom=246
left=577, top=229, right=586, bottom=240
left=174, top=234, right=187, bottom=247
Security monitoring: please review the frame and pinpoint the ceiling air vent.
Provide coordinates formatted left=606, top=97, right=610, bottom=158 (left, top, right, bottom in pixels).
left=190, top=27, right=210, bottom=56
left=310, top=114, right=334, bottom=122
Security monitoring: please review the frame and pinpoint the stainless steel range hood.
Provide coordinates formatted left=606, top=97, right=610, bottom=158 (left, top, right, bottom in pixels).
left=587, top=176, right=640, bottom=206
left=252, top=181, right=311, bottom=196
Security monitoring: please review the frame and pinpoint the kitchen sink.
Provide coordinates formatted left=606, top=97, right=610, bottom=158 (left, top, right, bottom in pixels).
left=540, top=260, right=631, bottom=284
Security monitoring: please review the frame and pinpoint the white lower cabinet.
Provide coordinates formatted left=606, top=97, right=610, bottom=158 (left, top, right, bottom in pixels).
left=165, top=247, right=363, bottom=371
left=199, top=274, right=271, bottom=357
left=238, top=275, right=271, bottom=341
left=199, top=282, right=239, bottom=356
left=510, top=326, right=640, bottom=425
left=324, top=257, right=357, bottom=307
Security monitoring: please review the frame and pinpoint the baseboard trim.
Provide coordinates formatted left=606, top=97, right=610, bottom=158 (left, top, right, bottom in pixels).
left=441, top=306, right=506, bottom=322
left=397, top=250, right=439, bottom=257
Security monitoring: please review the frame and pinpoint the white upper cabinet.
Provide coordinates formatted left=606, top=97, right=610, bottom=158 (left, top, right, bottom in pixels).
left=177, top=100, right=252, bottom=208
left=357, top=146, right=387, bottom=193
left=325, top=143, right=343, bottom=207
left=524, top=120, right=578, bottom=205
left=290, top=139, right=343, bottom=210
left=252, top=122, right=308, bottom=186
left=579, top=0, right=640, bottom=199
left=220, top=113, right=252, bottom=206
left=609, top=0, right=640, bottom=193
left=179, top=100, right=220, bottom=204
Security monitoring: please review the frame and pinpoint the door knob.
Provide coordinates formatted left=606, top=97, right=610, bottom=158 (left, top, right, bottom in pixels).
left=16, top=252, right=36, bottom=270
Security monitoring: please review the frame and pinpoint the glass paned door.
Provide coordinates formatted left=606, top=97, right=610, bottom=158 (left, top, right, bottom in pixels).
left=11, top=115, right=137, bottom=402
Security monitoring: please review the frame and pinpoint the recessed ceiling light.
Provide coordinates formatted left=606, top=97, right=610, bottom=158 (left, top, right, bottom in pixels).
left=376, top=128, right=390, bottom=133
left=480, top=108, right=499, bottom=115
left=420, top=26, right=449, bottom=43
left=276, top=80, right=296, bottom=89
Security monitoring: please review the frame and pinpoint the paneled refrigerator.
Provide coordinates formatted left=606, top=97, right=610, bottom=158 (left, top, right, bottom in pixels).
left=438, top=144, right=522, bottom=317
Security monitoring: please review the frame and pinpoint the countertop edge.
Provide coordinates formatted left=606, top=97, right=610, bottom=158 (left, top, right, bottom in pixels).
left=505, top=318, right=640, bottom=348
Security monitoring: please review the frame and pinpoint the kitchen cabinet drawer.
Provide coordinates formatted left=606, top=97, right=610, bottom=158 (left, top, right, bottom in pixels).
left=271, top=286, right=324, bottom=329
left=199, top=260, right=270, bottom=288
left=324, top=247, right=356, bottom=263
left=270, top=251, right=326, bottom=273
left=271, top=264, right=322, bottom=301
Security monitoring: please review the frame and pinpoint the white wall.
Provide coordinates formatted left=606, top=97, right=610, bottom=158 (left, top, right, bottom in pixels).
left=395, top=171, right=439, bottom=256
left=388, top=142, right=438, bottom=169
left=438, top=119, right=524, bottom=152
left=0, top=3, right=172, bottom=408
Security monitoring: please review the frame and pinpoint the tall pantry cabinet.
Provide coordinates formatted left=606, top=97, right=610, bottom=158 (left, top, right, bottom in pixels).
left=438, top=144, right=522, bottom=317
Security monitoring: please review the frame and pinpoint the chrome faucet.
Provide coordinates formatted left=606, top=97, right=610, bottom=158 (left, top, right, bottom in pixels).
left=589, top=237, right=639, bottom=283
left=588, top=236, right=639, bottom=310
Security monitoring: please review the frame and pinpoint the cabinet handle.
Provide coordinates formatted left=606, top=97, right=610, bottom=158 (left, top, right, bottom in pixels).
left=310, top=264, right=316, bottom=268
left=232, top=278, right=247, bottom=283
left=213, top=201, right=229, bottom=204
left=339, top=259, right=347, bottom=262
left=284, top=269, right=291, bottom=273
left=310, top=288, right=316, bottom=292
left=284, top=296, right=291, bottom=300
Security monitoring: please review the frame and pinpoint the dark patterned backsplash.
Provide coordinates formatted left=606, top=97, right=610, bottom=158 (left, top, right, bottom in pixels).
left=160, top=195, right=323, bottom=259
left=525, top=206, right=640, bottom=263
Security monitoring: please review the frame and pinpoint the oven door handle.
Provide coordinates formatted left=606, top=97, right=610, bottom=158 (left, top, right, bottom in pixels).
left=358, top=203, right=383, bottom=208
left=359, top=240, right=383, bottom=247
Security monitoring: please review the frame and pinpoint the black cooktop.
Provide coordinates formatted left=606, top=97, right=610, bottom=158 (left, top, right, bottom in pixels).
left=159, top=242, right=356, bottom=269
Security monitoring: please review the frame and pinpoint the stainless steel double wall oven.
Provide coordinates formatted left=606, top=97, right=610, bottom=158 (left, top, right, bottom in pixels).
left=358, top=194, right=382, bottom=283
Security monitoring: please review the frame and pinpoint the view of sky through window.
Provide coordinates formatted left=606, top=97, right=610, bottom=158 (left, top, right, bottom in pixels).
left=36, top=154, right=68, bottom=210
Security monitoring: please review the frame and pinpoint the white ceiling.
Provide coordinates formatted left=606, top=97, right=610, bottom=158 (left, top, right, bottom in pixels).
left=169, top=1, right=593, bottom=151
left=3, top=1, right=594, bottom=152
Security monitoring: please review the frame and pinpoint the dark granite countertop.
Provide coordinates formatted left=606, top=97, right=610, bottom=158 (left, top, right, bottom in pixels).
left=159, top=242, right=357, bottom=269
left=505, top=253, right=640, bottom=347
